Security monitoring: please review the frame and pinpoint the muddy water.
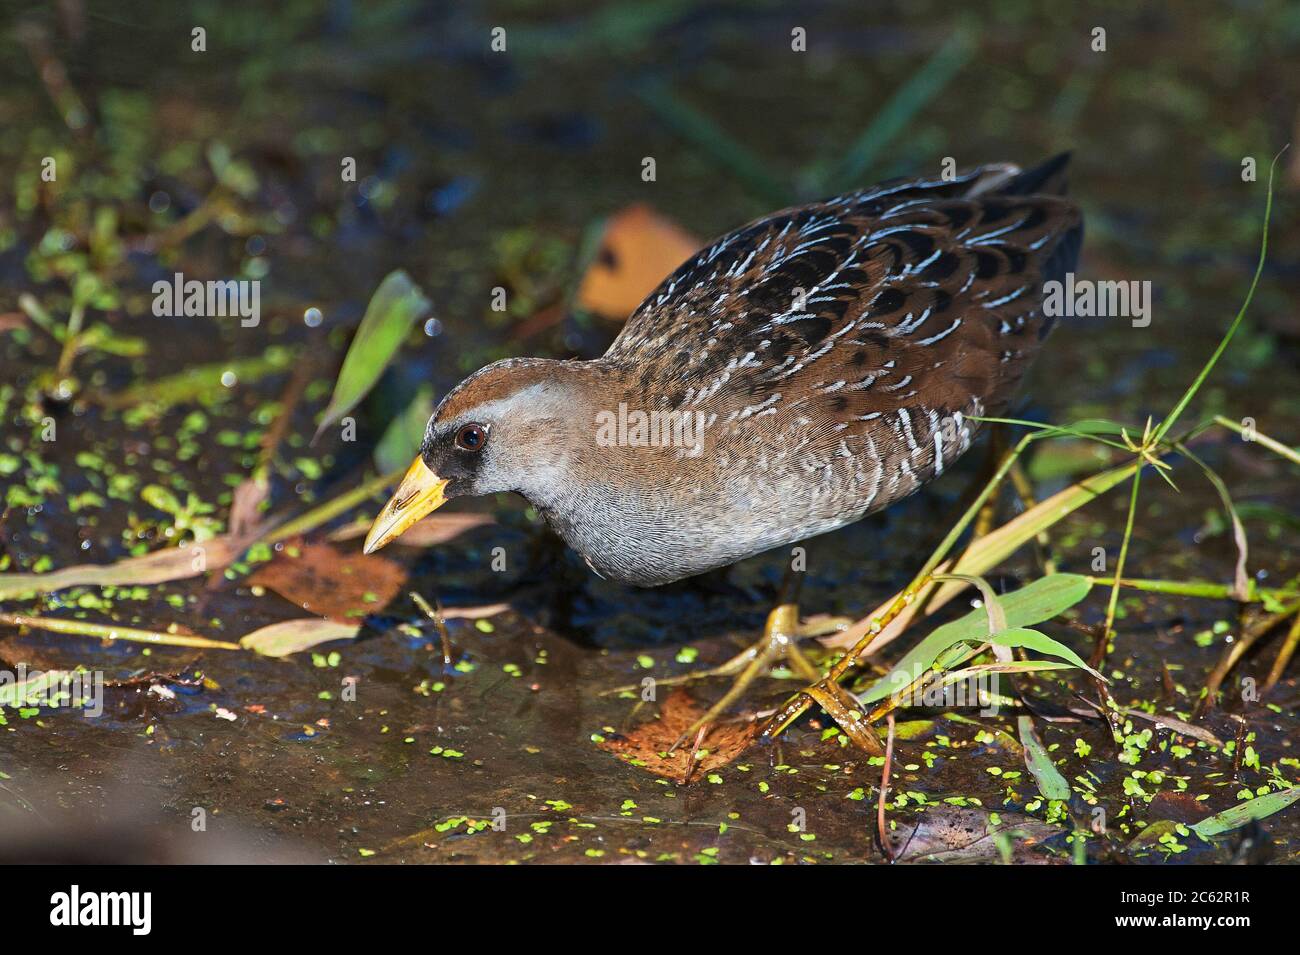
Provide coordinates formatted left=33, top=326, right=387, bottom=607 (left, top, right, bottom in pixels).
left=1, top=2, right=1297, bottom=863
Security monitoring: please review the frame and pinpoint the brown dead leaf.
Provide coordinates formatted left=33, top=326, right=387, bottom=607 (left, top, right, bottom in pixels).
left=247, top=538, right=406, bottom=623
left=576, top=204, right=700, bottom=319
left=327, top=512, right=494, bottom=547
left=597, top=689, right=757, bottom=782
left=439, top=602, right=511, bottom=620
left=0, top=530, right=261, bottom=600
left=228, top=476, right=270, bottom=540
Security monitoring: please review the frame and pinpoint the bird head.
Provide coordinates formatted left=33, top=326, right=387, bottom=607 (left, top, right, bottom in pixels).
left=363, top=357, right=595, bottom=553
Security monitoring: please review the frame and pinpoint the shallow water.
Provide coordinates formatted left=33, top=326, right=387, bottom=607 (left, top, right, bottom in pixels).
left=0, top=1, right=1297, bottom=863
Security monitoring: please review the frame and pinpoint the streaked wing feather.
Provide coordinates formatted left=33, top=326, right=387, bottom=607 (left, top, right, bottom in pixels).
left=605, top=163, right=1081, bottom=514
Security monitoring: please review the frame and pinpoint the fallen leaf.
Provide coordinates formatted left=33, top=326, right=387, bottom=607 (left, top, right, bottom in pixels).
left=327, top=512, right=494, bottom=547
left=439, top=603, right=511, bottom=620
left=240, top=618, right=361, bottom=657
left=228, top=475, right=269, bottom=540
left=576, top=204, right=700, bottom=319
left=248, top=538, right=406, bottom=623
left=597, top=689, right=757, bottom=782
left=1117, top=705, right=1224, bottom=748
left=1190, top=787, right=1300, bottom=839
left=0, top=531, right=260, bottom=600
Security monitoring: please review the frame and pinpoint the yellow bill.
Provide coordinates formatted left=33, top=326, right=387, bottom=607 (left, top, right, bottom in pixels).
left=363, top=456, right=450, bottom=554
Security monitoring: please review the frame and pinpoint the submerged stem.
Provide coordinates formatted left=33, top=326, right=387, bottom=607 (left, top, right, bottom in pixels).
left=1093, top=466, right=1143, bottom=668
left=0, top=612, right=240, bottom=650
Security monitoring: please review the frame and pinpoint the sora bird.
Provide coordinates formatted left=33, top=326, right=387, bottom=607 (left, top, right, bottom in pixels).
left=364, top=155, right=1082, bottom=718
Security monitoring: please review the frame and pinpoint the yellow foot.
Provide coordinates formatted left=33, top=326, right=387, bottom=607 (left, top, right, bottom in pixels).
left=760, top=672, right=886, bottom=756
left=604, top=604, right=853, bottom=748
left=659, top=604, right=854, bottom=752
left=602, top=602, right=859, bottom=755
left=601, top=608, right=852, bottom=698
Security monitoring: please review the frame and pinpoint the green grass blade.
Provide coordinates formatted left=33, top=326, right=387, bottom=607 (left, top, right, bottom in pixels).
left=969, top=415, right=1133, bottom=452
left=1190, top=787, right=1300, bottom=839
left=1099, top=467, right=1144, bottom=658
left=634, top=80, right=793, bottom=208
left=1018, top=716, right=1071, bottom=802
left=0, top=613, right=241, bottom=650
left=823, top=461, right=1139, bottom=655
left=993, top=627, right=1102, bottom=679
left=105, top=345, right=297, bottom=409
left=1214, top=414, right=1300, bottom=468
left=1178, top=443, right=1250, bottom=599
left=859, top=574, right=1093, bottom=702
left=314, top=270, right=431, bottom=442
left=374, top=384, right=434, bottom=474
left=817, top=28, right=977, bottom=191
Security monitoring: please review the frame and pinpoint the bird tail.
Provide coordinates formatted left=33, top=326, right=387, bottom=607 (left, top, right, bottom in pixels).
left=966, top=152, right=1073, bottom=198
left=996, top=151, right=1073, bottom=196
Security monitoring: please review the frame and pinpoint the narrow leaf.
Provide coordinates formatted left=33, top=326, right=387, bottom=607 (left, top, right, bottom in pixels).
left=934, top=573, right=1007, bottom=636
left=860, top=574, right=1094, bottom=702
left=1179, top=444, right=1250, bottom=600
left=1064, top=418, right=1134, bottom=436
left=0, top=533, right=259, bottom=600
left=821, top=29, right=976, bottom=190
left=993, top=628, right=1103, bottom=679
left=822, top=463, right=1138, bottom=654
left=374, top=384, right=434, bottom=474
left=0, top=613, right=240, bottom=650
left=239, top=618, right=361, bottom=657
left=1018, top=715, right=1071, bottom=802
left=0, top=670, right=78, bottom=708
left=314, top=270, right=431, bottom=441
left=1190, top=788, right=1300, bottom=839
left=105, top=346, right=297, bottom=408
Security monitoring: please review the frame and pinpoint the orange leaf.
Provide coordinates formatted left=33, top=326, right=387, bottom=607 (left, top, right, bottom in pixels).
left=248, top=538, right=406, bottom=623
left=576, top=204, right=700, bottom=319
left=598, top=690, right=757, bottom=782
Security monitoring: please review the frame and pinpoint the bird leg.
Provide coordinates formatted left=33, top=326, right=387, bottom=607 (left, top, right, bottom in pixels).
left=603, top=606, right=847, bottom=695
left=762, top=430, right=1045, bottom=747
left=602, top=570, right=855, bottom=745
left=662, top=601, right=832, bottom=751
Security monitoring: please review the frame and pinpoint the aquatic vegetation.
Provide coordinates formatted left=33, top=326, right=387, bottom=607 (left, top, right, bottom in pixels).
left=0, top=2, right=1296, bottom=867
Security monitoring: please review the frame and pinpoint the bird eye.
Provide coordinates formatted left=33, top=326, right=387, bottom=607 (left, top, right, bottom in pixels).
left=455, top=423, right=488, bottom=452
